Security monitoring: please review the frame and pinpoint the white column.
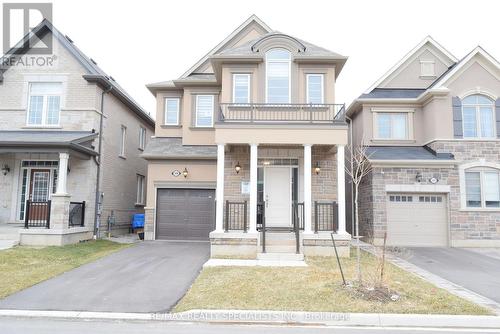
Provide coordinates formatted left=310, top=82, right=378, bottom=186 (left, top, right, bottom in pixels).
left=337, top=145, right=346, bottom=234
left=249, top=143, right=258, bottom=233
left=303, top=144, right=312, bottom=233
left=215, top=144, right=225, bottom=232
left=56, top=152, right=69, bottom=195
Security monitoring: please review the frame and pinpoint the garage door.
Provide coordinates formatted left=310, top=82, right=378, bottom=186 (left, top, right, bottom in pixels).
left=156, top=188, right=215, bottom=241
left=386, top=193, right=447, bottom=247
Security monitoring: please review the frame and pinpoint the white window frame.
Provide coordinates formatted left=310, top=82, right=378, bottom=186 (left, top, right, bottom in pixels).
left=373, top=109, right=412, bottom=140
left=119, top=125, right=127, bottom=158
left=420, top=60, right=435, bottom=77
left=232, top=73, right=251, bottom=104
left=195, top=95, right=214, bottom=128
left=164, top=98, right=180, bottom=126
left=265, top=48, right=291, bottom=104
left=138, top=126, right=146, bottom=151
left=26, top=82, right=63, bottom=126
left=136, top=174, right=145, bottom=205
left=462, top=94, right=496, bottom=139
left=459, top=161, right=500, bottom=211
left=306, top=74, right=324, bottom=104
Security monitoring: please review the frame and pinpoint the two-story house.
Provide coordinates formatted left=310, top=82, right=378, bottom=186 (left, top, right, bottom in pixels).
left=0, top=20, right=154, bottom=246
left=347, top=36, right=500, bottom=247
left=143, top=15, right=351, bottom=258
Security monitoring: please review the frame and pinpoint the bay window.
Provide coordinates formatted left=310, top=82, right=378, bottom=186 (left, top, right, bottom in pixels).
left=462, top=94, right=495, bottom=138
left=266, top=49, right=291, bottom=103
left=27, top=82, right=62, bottom=126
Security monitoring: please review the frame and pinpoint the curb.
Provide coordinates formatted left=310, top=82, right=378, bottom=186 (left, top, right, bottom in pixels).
left=0, top=309, right=499, bottom=329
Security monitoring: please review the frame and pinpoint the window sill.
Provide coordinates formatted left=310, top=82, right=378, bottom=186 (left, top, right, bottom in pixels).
left=119, top=155, right=126, bottom=160
left=189, top=126, right=214, bottom=130
left=459, top=208, right=500, bottom=212
left=160, top=125, right=182, bottom=129
left=419, top=75, right=437, bottom=79
left=22, top=125, right=62, bottom=129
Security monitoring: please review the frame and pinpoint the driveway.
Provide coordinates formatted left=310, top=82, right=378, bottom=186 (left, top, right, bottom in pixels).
left=403, top=247, right=500, bottom=303
left=0, top=241, right=210, bottom=312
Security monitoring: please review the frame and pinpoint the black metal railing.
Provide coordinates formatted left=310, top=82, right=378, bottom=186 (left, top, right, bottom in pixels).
left=292, top=202, right=305, bottom=231
left=218, top=103, right=346, bottom=124
left=314, top=201, right=338, bottom=233
left=224, top=200, right=248, bottom=232
left=24, top=200, right=51, bottom=229
left=257, top=202, right=265, bottom=231
left=69, top=201, right=85, bottom=227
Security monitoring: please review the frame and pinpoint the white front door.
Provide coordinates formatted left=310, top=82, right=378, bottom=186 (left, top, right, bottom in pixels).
left=264, top=167, right=291, bottom=227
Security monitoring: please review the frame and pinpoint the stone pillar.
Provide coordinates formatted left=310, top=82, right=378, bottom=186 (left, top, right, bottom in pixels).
left=56, top=152, right=69, bottom=195
left=144, top=207, right=155, bottom=240
left=215, top=144, right=225, bottom=232
left=337, top=145, right=346, bottom=234
left=249, top=143, right=258, bottom=233
left=49, top=193, right=71, bottom=230
left=303, top=144, right=312, bottom=233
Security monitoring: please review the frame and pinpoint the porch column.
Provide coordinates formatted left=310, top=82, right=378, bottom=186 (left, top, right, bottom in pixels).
left=56, top=152, right=69, bottom=195
left=249, top=143, right=258, bottom=233
left=337, top=145, right=346, bottom=234
left=303, top=144, right=312, bottom=233
left=215, top=144, right=225, bottom=232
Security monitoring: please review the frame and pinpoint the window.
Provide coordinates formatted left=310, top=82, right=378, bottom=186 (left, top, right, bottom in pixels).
left=164, top=98, right=180, bottom=125
left=27, top=82, right=62, bottom=126
left=307, top=74, right=324, bottom=104
left=120, top=125, right=126, bottom=157
left=376, top=113, right=408, bottom=139
left=465, top=168, right=500, bottom=208
left=138, top=127, right=146, bottom=150
left=389, top=195, right=413, bottom=202
left=195, top=95, right=214, bottom=127
left=462, top=94, right=495, bottom=138
left=418, top=196, right=443, bottom=203
left=420, top=60, right=435, bottom=77
left=233, top=74, right=250, bottom=104
left=266, top=49, right=291, bottom=103
left=136, top=174, right=145, bottom=205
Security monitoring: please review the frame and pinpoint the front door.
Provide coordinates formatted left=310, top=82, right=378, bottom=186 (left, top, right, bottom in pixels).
left=264, top=167, right=291, bottom=227
left=28, top=169, right=51, bottom=220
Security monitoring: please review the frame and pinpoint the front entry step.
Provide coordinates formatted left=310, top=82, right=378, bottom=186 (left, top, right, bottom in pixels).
left=257, top=252, right=304, bottom=261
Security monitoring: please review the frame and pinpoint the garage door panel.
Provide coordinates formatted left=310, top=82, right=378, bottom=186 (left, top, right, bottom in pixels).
left=156, top=188, right=215, bottom=241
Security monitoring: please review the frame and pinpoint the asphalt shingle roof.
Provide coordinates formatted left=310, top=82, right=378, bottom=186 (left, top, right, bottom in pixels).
left=366, top=146, right=454, bottom=160
left=142, top=137, right=216, bottom=160
left=359, top=88, right=426, bottom=99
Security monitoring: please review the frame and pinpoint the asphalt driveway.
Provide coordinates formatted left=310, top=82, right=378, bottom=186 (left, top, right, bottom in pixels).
left=403, top=247, right=500, bottom=303
left=0, top=241, right=210, bottom=312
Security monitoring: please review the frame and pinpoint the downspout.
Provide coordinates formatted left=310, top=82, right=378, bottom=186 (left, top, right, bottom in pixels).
left=345, top=115, right=355, bottom=236
left=93, top=84, right=113, bottom=238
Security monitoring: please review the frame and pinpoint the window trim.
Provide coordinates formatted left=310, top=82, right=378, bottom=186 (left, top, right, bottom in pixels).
left=136, top=174, right=145, bottom=206
left=26, top=82, right=63, bottom=127
left=459, top=161, right=500, bottom=211
left=119, top=125, right=127, bottom=158
left=265, top=48, right=291, bottom=104
left=306, top=73, right=324, bottom=104
left=232, top=73, right=251, bottom=104
left=138, top=126, right=146, bottom=151
left=373, top=110, right=412, bottom=140
left=164, top=98, right=180, bottom=126
left=461, top=94, right=496, bottom=139
left=195, top=95, right=214, bottom=128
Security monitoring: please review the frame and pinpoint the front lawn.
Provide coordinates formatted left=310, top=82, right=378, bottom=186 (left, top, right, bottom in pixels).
left=175, top=250, right=492, bottom=315
left=0, top=240, right=129, bottom=299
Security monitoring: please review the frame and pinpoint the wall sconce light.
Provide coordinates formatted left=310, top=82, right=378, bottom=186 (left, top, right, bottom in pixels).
left=235, top=161, right=241, bottom=174
left=314, top=162, right=321, bottom=175
left=182, top=168, right=188, bottom=178
left=416, top=172, right=423, bottom=183
left=1, top=164, right=10, bottom=175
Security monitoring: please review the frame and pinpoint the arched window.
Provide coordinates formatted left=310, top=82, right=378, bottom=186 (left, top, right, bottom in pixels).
left=465, top=166, right=500, bottom=208
left=462, top=94, right=495, bottom=138
left=266, top=48, right=291, bottom=103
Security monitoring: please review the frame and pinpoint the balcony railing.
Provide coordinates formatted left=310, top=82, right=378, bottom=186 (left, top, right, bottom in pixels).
left=218, top=103, right=346, bottom=124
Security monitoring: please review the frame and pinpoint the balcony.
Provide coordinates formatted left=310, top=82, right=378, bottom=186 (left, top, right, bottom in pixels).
left=217, top=103, right=346, bottom=124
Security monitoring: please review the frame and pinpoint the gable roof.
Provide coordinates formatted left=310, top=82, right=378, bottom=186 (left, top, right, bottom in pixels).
left=180, top=14, right=272, bottom=78
left=364, top=36, right=458, bottom=94
left=1, top=19, right=154, bottom=127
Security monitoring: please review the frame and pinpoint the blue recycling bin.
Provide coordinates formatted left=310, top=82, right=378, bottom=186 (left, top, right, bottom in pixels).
left=131, top=213, right=145, bottom=229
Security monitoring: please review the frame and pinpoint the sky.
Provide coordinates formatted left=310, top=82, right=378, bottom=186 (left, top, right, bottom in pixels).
left=3, top=0, right=499, bottom=118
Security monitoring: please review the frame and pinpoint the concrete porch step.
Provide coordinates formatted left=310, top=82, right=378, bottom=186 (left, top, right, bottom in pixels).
left=262, top=245, right=298, bottom=253
left=257, top=252, right=304, bottom=261
left=0, top=240, right=19, bottom=250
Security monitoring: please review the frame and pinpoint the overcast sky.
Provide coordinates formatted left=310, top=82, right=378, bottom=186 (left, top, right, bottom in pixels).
left=7, top=0, right=499, bottom=118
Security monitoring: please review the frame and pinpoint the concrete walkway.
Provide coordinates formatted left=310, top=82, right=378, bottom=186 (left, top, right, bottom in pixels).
left=0, top=241, right=209, bottom=313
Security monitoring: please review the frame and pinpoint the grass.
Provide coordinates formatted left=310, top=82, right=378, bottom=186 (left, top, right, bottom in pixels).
left=0, top=240, right=129, bottom=299
left=175, top=250, right=492, bottom=315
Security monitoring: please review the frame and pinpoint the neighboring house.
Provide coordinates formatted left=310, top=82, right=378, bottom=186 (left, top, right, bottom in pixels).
left=0, top=20, right=154, bottom=245
left=143, top=15, right=351, bottom=258
left=347, top=36, right=500, bottom=247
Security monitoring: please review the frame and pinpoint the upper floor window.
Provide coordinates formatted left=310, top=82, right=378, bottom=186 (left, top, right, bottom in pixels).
left=120, top=125, right=126, bottom=158
left=462, top=94, right=495, bottom=138
left=376, top=112, right=408, bottom=140
left=306, top=74, right=324, bottom=104
left=138, top=126, right=146, bottom=150
left=233, top=74, right=250, bottom=104
left=195, top=95, right=214, bottom=127
left=465, top=167, right=500, bottom=208
left=136, top=174, right=145, bottom=205
left=266, top=49, right=291, bottom=103
left=164, top=98, right=180, bottom=125
left=27, top=82, right=62, bottom=126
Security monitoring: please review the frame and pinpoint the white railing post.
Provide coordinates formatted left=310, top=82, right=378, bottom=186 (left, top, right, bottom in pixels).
left=56, top=152, right=69, bottom=195
left=337, top=145, right=346, bottom=234
left=215, top=144, right=225, bottom=232
left=249, top=143, right=258, bottom=233
left=303, top=144, right=313, bottom=233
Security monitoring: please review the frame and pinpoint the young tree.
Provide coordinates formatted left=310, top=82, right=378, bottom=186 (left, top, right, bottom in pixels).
left=345, top=142, right=373, bottom=283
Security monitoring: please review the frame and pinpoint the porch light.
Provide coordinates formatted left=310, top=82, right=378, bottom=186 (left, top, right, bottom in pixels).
left=235, top=161, right=241, bottom=174
left=1, top=164, right=10, bottom=175
left=314, top=162, right=321, bottom=175
left=182, top=168, right=188, bottom=178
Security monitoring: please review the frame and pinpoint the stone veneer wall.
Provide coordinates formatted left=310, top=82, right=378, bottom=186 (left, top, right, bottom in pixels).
left=357, top=171, right=374, bottom=240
